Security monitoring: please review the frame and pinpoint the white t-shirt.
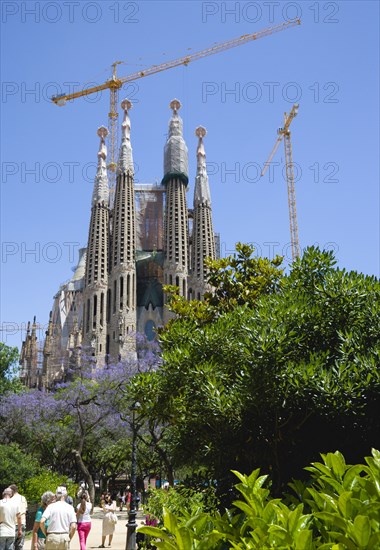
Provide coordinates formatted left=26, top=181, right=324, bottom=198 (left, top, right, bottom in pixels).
left=76, top=501, right=92, bottom=523
left=0, top=498, right=20, bottom=537
left=10, top=493, right=27, bottom=525
left=42, top=500, right=77, bottom=533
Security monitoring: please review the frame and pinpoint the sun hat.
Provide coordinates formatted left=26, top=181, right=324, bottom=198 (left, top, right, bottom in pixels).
left=56, top=486, right=68, bottom=496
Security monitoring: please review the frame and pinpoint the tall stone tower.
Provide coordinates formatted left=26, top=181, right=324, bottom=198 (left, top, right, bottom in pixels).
left=82, top=127, right=109, bottom=363
left=190, top=127, right=216, bottom=299
left=107, top=99, right=137, bottom=360
left=163, top=99, right=189, bottom=320
left=67, top=317, right=82, bottom=374
left=19, top=317, right=39, bottom=388
left=42, top=311, right=54, bottom=387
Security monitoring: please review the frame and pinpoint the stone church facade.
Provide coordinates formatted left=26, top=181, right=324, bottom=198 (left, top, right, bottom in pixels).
left=20, top=99, right=217, bottom=388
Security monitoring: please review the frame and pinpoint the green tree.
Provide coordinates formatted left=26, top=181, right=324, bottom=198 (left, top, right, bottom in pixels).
left=0, top=443, right=40, bottom=491
left=163, top=242, right=284, bottom=323
left=0, top=358, right=158, bottom=505
left=0, top=343, right=21, bottom=395
left=137, top=246, right=380, bottom=500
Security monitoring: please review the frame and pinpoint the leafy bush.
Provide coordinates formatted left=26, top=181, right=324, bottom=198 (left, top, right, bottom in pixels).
left=143, top=485, right=217, bottom=525
left=19, top=471, right=77, bottom=504
left=138, top=449, right=380, bottom=549
left=0, top=443, right=40, bottom=490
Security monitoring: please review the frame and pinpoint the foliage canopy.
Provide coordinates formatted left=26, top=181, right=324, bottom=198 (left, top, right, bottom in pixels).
left=138, top=449, right=380, bottom=549
left=133, top=245, right=380, bottom=498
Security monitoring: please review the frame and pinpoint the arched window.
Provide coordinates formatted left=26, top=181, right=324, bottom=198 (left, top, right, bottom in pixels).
left=144, top=320, right=156, bottom=341
left=120, top=276, right=124, bottom=309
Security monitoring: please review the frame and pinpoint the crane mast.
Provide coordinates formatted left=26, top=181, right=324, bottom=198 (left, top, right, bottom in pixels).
left=284, top=127, right=300, bottom=261
left=51, top=19, right=300, bottom=197
left=261, top=104, right=300, bottom=262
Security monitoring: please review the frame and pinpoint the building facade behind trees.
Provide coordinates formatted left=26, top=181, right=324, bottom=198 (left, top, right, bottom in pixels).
left=20, top=99, right=218, bottom=389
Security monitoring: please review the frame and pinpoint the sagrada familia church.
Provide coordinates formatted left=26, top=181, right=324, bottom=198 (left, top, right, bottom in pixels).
left=20, top=99, right=218, bottom=389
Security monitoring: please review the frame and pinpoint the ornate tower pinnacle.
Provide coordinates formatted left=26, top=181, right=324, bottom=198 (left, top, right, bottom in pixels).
left=118, top=99, right=134, bottom=175
left=195, top=125, right=206, bottom=138
left=92, top=126, right=109, bottom=205
left=170, top=98, right=181, bottom=113
left=163, top=98, right=188, bottom=184
left=194, top=126, right=211, bottom=206
left=191, top=125, right=216, bottom=300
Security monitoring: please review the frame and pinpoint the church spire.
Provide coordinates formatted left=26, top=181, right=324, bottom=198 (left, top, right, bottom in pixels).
left=163, top=99, right=188, bottom=185
left=92, top=127, right=109, bottom=205
left=163, top=99, right=189, bottom=315
left=190, top=126, right=216, bottom=300
left=83, top=126, right=110, bottom=364
left=108, top=98, right=137, bottom=360
left=118, top=99, right=134, bottom=175
left=194, top=126, right=212, bottom=206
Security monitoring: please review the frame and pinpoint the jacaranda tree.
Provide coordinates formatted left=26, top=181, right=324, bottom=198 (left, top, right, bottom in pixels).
left=0, top=353, right=158, bottom=504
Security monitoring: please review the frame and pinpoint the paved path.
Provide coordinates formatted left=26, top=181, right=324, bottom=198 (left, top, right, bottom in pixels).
left=69, top=507, right=146, bottom=550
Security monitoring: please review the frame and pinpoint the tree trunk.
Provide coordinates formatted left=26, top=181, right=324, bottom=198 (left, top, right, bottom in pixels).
left=166, top=464, right=174, bottom=487
left=72, top=449, right=96, bottom=510
left=148, top=428, right=175, bottom=487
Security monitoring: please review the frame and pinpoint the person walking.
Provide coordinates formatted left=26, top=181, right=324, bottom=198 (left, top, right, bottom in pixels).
left=9, top=485, right=27, bottom=550
left=0, top=487, right=22, bottom=550
left=39, top=487, right=76, bottom=550
left=76, top=491, right=91, bottom=550
left=31, top=492, right=55, bottom=550
left=99, top=494, right=116, bottom=548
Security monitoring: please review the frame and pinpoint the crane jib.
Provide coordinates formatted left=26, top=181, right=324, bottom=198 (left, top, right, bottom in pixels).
left=51, top=19, right=300, bottom=104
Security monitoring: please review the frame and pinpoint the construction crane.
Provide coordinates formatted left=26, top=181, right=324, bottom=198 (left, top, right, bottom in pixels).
left=52, top=19, right=300, bottom=192
left=261, top=104, right=300, bottom=262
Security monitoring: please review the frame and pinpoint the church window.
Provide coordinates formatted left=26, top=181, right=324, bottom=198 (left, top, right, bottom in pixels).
left=107, top=289, right=111, bottom=322
left=86, top=299, right=90, bottom=333
left=100, top=292, right=104, bottom=326
left=144, top=320, right=155, bottom=341
left=93, top=295, right=97, bottom=329
left=120, top=276, right=124, bottom=309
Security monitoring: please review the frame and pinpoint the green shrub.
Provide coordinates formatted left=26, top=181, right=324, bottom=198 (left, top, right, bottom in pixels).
left=143, top=485, right=217, bottom=525
left=19, top=471, right=77, bottom=504
left=0, top=443, right=40, bottom=490
left=138, top=449, right=380, bottom=549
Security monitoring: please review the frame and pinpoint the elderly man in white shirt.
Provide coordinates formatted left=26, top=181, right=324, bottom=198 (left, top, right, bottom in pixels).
left=9, top=485, right=27, bottom=550
left=40, top=487, right=76, bottom=550
left=0, top=487, right=22, bottom=550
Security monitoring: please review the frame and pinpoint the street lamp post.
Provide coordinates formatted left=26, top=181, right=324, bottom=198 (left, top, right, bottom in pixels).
left=126, top=402, right=141, bottom=550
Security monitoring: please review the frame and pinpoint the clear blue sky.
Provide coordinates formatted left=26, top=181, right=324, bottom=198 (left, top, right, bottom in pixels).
left=1, top=0, right=379, bottom=351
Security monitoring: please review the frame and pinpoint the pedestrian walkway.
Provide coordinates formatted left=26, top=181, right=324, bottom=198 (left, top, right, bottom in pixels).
left=69, top=507, right=146, bottom=550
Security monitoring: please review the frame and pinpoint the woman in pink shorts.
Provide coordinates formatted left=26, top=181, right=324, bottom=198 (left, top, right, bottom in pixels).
left=76, top=491, right=92, bottom=550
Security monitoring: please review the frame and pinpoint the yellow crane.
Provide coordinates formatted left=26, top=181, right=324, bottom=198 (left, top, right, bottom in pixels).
left=52, top=19, right=300, bottom=190
left=261, top=103, right=300, bottom=262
